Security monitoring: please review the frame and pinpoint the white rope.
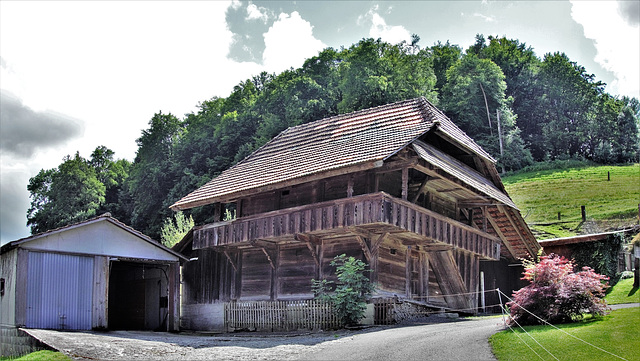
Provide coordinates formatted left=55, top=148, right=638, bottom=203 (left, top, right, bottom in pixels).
left=497, top=289, right=628, bottom=361
left=412, top=288, right=499, bottom=299
left=500, top=304, right=546, bottom=361
left=503, top=303, right=559, bottom=361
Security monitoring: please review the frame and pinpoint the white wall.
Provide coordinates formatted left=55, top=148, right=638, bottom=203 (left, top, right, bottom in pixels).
left=0, top=249, right=17, bottom=327
left=19, top=220, right=179, bottom=262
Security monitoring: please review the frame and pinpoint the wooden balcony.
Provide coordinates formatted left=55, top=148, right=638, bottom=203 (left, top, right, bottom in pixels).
left=193, top=192, right=500, bottom=260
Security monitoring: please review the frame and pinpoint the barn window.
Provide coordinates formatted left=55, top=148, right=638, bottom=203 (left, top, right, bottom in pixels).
left=390, top=248, right=397, bottom=255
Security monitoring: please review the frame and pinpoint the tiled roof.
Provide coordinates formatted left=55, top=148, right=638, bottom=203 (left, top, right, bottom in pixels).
left=171, top=97, right=494, bottom=210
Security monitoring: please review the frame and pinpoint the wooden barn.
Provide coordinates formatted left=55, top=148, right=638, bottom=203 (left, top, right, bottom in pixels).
left=171, top=97, right=540, bottom=330
left=0, top=213, right=186, bottom=337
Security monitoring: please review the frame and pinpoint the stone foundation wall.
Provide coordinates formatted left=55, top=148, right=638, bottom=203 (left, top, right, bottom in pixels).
left=0, top=326, right=51, bottom=357
left=180, top=303, right=225, bottom=332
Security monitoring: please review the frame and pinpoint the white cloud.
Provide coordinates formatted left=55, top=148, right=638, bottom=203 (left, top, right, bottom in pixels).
left=0, top=1, right=262, bottom=160
left=262, top=11, right=326, bottom=73
left=230, top=0, right=242, bottom=11
left=473, top=13, right=495, bottom=22
left=0, top=0, right=266, bottom=243
left=570, top=1, right=640, bottom=99
left=246, top=3, right=270, bottom=23
left=360, top=7, right=412, bottom=45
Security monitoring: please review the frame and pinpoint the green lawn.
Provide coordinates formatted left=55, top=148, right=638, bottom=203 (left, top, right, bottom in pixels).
left=0, top=350, right=70, bottom=361
left=502, top=164, right=640, bottom=238
left=490, top=307, right=639, bottom=361
left=606, top=277, right=639, bottom=305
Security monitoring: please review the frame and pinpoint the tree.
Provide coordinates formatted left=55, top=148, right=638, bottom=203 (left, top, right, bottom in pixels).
left=125, top=112, right=183, bottom=239
left=538, top=52, right=602, bottom=159
left=507, top=254, right=609, bottom=326
left=160, top=211, right=194, bottom=248
left=27, top=152, right=106, bottom=234
left=337, top=38, right=437, bottom=113
left=441, top=54, right=532, bottom=171
left=428, top=40, right=462, bottom=94
left=472, top=35, right=545, bottom=160
left=312, top=254, right=374, bottom=327
left=90, top=145, right=131, bottom=222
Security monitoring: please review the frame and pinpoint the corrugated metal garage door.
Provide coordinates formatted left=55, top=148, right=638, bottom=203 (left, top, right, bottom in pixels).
left=26, top=252, right=94, bottom=330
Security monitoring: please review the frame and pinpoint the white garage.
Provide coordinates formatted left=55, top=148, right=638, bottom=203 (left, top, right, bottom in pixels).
left=0, top=213, right=187, bottom=333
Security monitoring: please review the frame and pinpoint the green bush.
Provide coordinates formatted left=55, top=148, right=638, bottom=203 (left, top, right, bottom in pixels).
left=312, top=254, right=374, bottom=326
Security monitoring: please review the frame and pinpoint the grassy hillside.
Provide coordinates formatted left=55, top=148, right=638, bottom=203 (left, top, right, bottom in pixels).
left=502, top=164, right=640, bottom=239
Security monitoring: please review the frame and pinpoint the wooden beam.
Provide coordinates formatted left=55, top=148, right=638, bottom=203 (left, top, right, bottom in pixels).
left=251, top=239, right=277, bottom=249
left=294, top=233, right=321, bottom=266
left=355, top=236, right=372, bottom=262
left=261, top=247, right=276, bottom=270
left=402, top=167, right=409, bottom=200
left=482, top=206, right=488, bottom=233
left=439, top=187, right=464, bottom=193
left=168, top=262, right=181, bottom=332
left=411, top=177, right=431, bottom=203
left=405, top=246, right=411, bottom=298
left=305, top=242, right=320, bottom=266
left=172, top=160, right=386, bottom=209
left=372, top=232, right=388, bottom=252
left=213, top=203, right=222, bottom=222
left=251, top=240, right=277, bottom=270
left=375, top=158, right=419, bottom=173
left=485, top=211, right=516, bottom=259
left=428, top=250, right=472, bottom=311
left=223, top=250, right=238, bottom=272
left=498, top=205, right=537, bottom=256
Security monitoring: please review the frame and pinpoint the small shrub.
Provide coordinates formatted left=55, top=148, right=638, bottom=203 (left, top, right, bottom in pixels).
left=508, top=254, right=609, bottom=325
left=312, top=254, right=374, bottom=327
left=620, top=271, right=633, bottom=279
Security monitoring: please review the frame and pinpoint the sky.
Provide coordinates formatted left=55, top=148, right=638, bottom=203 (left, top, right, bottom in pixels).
left=1, top=0, right=639, bottom=244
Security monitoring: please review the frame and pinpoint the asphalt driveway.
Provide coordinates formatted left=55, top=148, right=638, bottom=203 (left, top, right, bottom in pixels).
left=23, top=315, right=505, bottom=360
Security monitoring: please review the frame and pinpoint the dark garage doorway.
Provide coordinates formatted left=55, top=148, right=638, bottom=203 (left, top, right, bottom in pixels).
left=108, top=261, right=169, bottom=330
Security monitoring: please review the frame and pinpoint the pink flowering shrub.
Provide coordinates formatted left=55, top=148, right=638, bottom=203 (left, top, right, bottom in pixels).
left=507, top=254, right=609, bottom=325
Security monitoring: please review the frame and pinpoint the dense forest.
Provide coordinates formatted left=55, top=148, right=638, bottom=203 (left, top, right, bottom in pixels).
left=27, top=35, right=640, bottom=241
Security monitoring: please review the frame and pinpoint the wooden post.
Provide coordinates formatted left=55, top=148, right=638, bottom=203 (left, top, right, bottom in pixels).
left=558, top=212, right=561, bottom=220
left=405, top=246, right=411, bottom=298
left=607, top=171, right=610, bottom=181
left=480, top=271, right=485, bottom=313
left=236, top=199, right=243, bottom=218
left=482, top=206, right=488, bottom=232
left=168, top=262, right=181, bottom=332
left=634, top=245, right=639, bottom=288
left=347, top=175, right=354, bottom=198
left=581, top=206, right=586, bottom=222
left=634, top=255, right=639, bottom=288
left=401, top=167, right=409, bottom=201
left=213, top=203, right=222, bottom=222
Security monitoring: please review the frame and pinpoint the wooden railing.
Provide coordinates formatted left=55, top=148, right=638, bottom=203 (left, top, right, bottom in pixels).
left=194, top=192, right=500, bottom=260
left=224, top=299, right=340, bottom=331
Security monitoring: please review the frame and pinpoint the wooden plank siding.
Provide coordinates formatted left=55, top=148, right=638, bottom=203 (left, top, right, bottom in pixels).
left=193, top=192, right=500, bottom=261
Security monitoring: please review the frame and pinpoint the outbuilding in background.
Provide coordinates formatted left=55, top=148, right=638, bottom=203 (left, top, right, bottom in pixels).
left=0, top=213, right=187, bottom=357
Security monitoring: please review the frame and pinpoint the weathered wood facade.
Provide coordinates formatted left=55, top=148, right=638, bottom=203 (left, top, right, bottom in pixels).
left=172, top=98, right=540, bottom=330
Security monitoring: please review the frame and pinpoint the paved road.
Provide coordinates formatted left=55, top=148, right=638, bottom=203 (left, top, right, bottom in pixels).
left=301, top=317, right=504, bottom=361
left=24, top=316, right=506, bottom=360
